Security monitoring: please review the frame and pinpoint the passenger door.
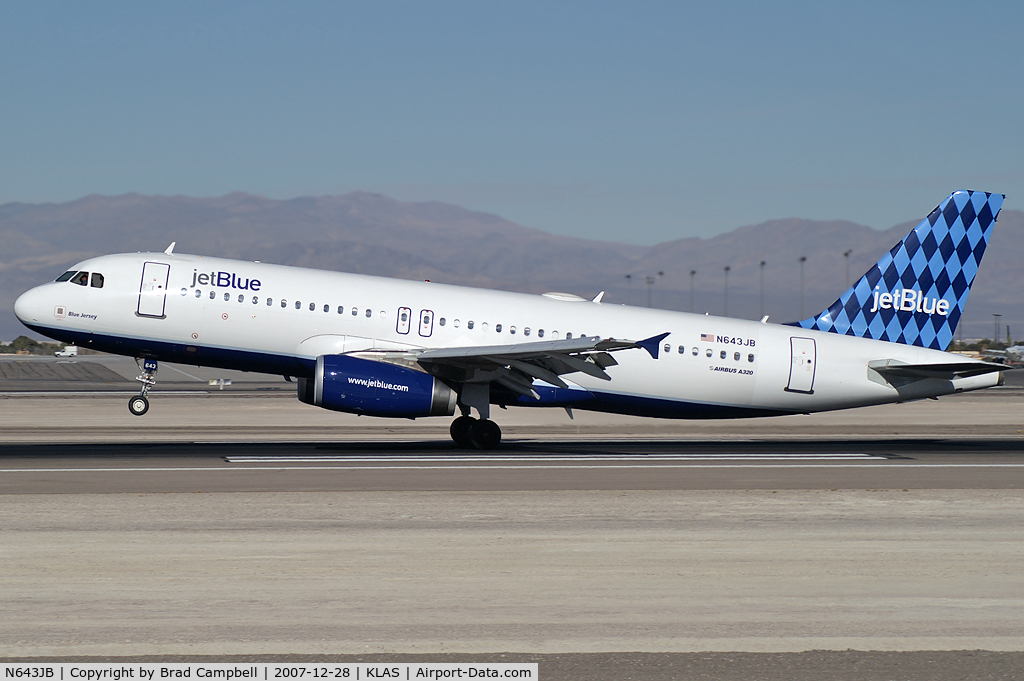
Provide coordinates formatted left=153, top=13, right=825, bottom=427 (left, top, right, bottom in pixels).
left=137, top=262, right=170, bottom=318
left=786, top=337, right=816, bottom=394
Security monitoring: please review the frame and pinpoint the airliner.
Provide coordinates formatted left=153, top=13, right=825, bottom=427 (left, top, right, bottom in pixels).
left=13, top=190, right=1008, bottom=449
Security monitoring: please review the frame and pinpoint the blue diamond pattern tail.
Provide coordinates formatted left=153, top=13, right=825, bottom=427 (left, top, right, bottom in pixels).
left=786, top=190, right=1004, bottom=350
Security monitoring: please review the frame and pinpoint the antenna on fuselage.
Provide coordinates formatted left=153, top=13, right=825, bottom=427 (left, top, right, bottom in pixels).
left=164, top=242, right=176, bottom=255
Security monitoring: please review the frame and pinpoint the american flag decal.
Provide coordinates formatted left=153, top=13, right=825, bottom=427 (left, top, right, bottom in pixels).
left=700, top=333, right=714, bottom=342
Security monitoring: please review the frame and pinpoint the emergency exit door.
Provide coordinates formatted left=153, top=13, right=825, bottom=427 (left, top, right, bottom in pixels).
left=137, top=262, right=170, bottom=318
left=786, top=337, right=816, bottom=393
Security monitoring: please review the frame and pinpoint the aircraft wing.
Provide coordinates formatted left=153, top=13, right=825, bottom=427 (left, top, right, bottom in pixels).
left=353, top=333, right=668, bottom=400
left=413, top=334, right=668, bottom=398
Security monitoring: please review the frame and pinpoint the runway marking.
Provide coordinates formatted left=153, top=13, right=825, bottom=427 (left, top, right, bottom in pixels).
left=3, top=464, right=1024, bottom=473
left=223, top=453, right=881, bottom=463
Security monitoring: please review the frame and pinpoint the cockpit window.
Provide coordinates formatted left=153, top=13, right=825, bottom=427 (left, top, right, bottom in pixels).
left=71, top=272, right=89, bottom=286
left=56, top=271, right=77, bottom=282
left=90, top=273, right=104, bottom=288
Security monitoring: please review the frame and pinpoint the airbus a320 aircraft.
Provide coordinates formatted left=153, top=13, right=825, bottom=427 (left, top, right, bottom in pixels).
left=14, top=190, right=1007, bottom=449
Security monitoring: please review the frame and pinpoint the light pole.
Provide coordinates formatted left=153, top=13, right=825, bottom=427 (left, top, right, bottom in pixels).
left=843, top=249, right=853, bottom=287
left=723, top=265, right=731, bottom=316
left=759, top=260, right=766, bottom=319
left=798, top=256, right=807, bottom=319
left=689, top=270, right=696, bottom=313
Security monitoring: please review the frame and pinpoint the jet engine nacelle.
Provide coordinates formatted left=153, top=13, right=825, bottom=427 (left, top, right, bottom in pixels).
left=298, top=354, right=456, bottom=418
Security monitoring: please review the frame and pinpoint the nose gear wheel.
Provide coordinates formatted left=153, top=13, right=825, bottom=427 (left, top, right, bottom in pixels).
left=130, top=358, right=158, bottom=416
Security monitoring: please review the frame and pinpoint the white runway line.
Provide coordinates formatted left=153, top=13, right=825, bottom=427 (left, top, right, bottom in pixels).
left=223, top=453, right=880, bottom=463
left=4, top=464, right=1024, bottom=473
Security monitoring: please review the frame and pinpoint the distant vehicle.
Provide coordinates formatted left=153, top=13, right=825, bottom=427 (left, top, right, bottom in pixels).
left=53, top=345, right=78, bottom=357
left=984, top=345, right=1024, bottom=365
left=13, top=190, right=1010, bottom=448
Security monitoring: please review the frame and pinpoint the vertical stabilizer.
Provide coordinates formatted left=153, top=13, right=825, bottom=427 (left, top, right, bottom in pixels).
left=789, top=190, right=1004, bottom=350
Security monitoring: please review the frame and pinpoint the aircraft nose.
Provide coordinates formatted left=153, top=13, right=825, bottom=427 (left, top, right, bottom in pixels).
left=14, top=286, right=44, bottom=325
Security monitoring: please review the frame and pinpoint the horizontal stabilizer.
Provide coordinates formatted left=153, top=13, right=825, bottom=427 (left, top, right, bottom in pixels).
left=868, top=358, right=1006, bottom=381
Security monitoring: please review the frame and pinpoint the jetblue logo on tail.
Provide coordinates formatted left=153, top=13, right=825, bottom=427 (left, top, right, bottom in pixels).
left=789, top=190, right=1004, bottom=350
left=869, top=288, right=950, bottom=316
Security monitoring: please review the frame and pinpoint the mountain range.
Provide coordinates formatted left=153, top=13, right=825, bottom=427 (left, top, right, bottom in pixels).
left=1, top=191, right=1020, bottom=343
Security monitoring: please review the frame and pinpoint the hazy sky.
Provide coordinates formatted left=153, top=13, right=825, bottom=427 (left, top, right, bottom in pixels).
left=3, top=0, right=1022, bottom=244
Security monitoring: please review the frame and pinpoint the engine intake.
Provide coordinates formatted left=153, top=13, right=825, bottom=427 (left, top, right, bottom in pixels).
left=298, top=354, right=456, bottom=418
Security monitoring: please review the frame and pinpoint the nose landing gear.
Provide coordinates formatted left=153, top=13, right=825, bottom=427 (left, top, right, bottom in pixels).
left=129, top=358, right=158, bottom=416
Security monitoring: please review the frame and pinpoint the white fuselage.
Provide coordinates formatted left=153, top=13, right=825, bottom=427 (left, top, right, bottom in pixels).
left=14, top=252, right=1000, bottom=418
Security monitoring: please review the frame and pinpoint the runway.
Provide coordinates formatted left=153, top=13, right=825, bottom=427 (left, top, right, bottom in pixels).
left=2, top=358, right=1024, bottom=678
left=1, top=437, right=1023, bottom=494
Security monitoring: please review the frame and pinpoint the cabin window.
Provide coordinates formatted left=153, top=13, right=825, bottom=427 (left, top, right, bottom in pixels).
left=309, top=302, right=315, bottom=311
left=295, top=301, right=302, bottom=309
left=692, top=347, right=698, bottom=356
left=566, top=332, right=572, bottom=339
left=210, top=291, right=216, bottom=299
left=734, top=352, right=740, bottom=361
left=91, top=273, right=104, bottom=288
left=720, top=350, right=727, bottom=359
left=524, top=327, right=530, bottom=336
left=195, top=290, right=202, bottom=298
left=538, top=329, right=544, bottom=338
left=551, top=331, right=558, bottom=339
left=180, top=288, right=187, bottom=296
left=71, top=272, right=89, bottom=286
left=510, top=326, right=516, bottom=335
left=468, top=321, right=474, bottom=330
left=678, top=345, right=685, bottom=354
left=664, top=343, right=671, bottom=354
left=495, top=324, right=502, bottom=333
left=222, top=292, right=229, bottom=301
left=365, top=309, right=372, bottom=318
left=253, top=296, right=259, bottom=304
left=267, top=298, right=273, bottom=306
left=56, top=271, right=77, bottom=282
left=337, top=306, right=344, bottom=314
left=481, top=322, right=489, bottom=332
left=439, top=318, right=446, bottom=326
left=351, top=307, right=358, bottom=316
left=323, top=304, right=329, bottom=313
left=380, top=310, right=386, bottom=319
left=706, top=348, right=712, bottom=358
left=238, top=294, right=244, bottom=303
left=748, top=353, right=755, bottom=362
left=281, top=299, right=288, bottom=308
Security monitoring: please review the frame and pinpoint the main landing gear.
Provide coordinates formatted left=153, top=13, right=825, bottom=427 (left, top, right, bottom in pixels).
left=450, top=415, right=502, bottom=450
left=129, top=358, right=159, bottom=416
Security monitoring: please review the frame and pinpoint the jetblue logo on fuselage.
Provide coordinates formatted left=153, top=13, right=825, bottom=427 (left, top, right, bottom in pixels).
left=190, top=269, right=261, bottom=291
left=869, top=287, right=950, bottom=316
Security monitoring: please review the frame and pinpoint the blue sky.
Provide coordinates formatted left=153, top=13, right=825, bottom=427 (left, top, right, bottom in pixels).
left=2, top=0, right=1021, bottom=244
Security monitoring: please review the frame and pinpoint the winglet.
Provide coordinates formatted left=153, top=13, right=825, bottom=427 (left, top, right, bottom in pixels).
left=637, top=332, right=670, bottom=359
left=164, top=242, right=176, bottom=255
